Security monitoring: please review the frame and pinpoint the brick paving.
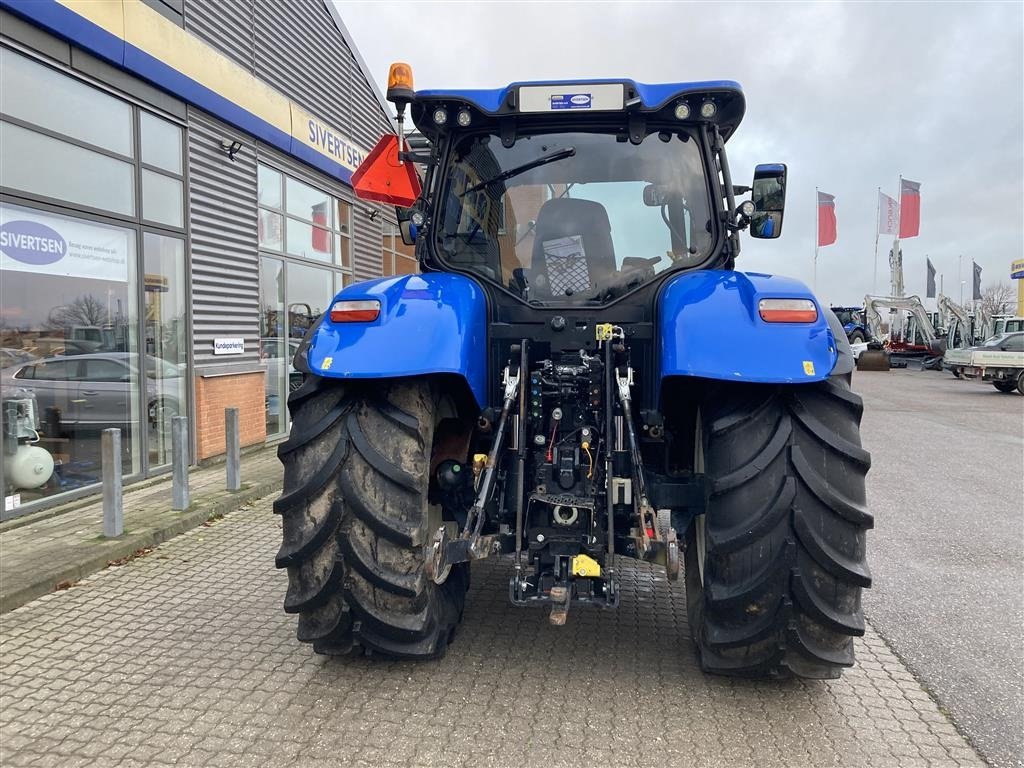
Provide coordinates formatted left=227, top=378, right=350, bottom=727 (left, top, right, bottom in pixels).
left=0, top=446, right=283, bottom=613
left=0, top=495, right=986, bottom=768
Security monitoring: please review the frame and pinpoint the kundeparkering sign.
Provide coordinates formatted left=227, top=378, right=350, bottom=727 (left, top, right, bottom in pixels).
left=0, top=204, right=130, bottom=283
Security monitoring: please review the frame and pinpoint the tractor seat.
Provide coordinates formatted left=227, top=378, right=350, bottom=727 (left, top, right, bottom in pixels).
left=529, top=198, right=616, bottom=300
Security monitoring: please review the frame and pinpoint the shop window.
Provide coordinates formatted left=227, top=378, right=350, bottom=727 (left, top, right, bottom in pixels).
left=260, top=257, right=286, bottom=437
left=258, top=165, right=283, bottom=209
left=336, top=200, right=352, bottom=268
left=0, top=48, right=133, bottom=157
left=141, top=169, right=184, bottom=228
left=0, top=121, right=135, bottom=216
left=140, top=112, right=183, bottom=175
left=258, top=209, right=283, bottom=250
left=286, top=177, right=332, bottom=226
left=256, top=163, right=355, bottom=439
left=257, top=163, right=354, bottom=276
left=1, top=203, right=141, bottom=511
left=285, top=217, right=332, bottom=262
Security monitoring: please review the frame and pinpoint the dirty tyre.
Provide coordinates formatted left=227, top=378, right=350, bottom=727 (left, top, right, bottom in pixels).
left=274, top=375, right=469, bottom=659
left=1018, top=370, right=1024, bottom=395
left=686, top=374, right=872, bottom=679
left=993, top=380, right=1016, bottom=394
left=848, top=331, right=866, bottom=344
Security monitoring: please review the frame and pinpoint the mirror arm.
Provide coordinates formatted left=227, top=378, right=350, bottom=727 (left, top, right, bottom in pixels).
left=712, top=127, right=742, bottom=255
left=399, top=151, right=434, bottom=165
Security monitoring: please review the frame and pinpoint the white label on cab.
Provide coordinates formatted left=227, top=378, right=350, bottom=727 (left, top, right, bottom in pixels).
left=518, top=83, right=625, bottom=113
left=213, top=338, right=245, bottom=355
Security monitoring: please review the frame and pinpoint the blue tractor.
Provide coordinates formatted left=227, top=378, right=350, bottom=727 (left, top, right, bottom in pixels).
left=275, top=65, right=872, bottom=679
left=830, top=306, right=869, bottom=344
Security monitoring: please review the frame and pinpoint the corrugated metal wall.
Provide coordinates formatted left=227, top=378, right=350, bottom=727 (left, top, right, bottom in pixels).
left=182, top=0, right=392, bottom=149
left=182, top=0, right=394, bottom=361
left=183, top=0, right=255, bottom=73
left=187, top=108, right=261, bottom=370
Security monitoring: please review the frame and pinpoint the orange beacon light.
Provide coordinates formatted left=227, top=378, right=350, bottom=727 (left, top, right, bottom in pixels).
left=386, top=62, right=415, bottom=108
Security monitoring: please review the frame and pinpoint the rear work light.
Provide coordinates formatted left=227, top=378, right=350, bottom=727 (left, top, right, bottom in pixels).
left=758, top=298, right=818, bottom=323
left=330, top=300, right=380, bottom=323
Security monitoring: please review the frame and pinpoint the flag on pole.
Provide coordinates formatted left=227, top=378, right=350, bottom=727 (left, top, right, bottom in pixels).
left=926, top=258, right=936, bottom=298
left=878, top=191, right=899, bottom=235
left=817, top=191, right=837, bottom=247
left=972, top=261, right=982, bottom=300
left=899, top=179, right=921, bottom=238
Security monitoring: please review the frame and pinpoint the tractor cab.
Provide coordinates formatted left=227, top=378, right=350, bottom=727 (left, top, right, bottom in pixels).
left=354, top=64, right=788, bottom=309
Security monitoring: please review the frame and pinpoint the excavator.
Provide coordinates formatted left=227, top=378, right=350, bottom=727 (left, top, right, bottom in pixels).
left=858, top=295, right=943, bottom=370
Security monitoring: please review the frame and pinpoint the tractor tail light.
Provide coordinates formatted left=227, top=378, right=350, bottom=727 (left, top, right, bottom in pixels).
left=330, top=300, right=380, bottom=323
left=758, top=298, right=818, bottom=323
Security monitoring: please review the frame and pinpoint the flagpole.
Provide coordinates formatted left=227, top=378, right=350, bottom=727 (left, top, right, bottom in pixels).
left=873, top=186, right=881, bottom=294
left=814, top=186, right=819, bottom=292
left=890, top=175, right=903, bottom=340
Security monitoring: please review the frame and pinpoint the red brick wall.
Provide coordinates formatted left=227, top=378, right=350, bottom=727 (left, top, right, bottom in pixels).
left=194, top=372, right=266, bottom=460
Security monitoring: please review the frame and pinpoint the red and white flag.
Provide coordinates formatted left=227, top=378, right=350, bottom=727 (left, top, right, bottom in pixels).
left=878, top=191, right=899, bottom=235
left=817, top=191, right=837, bottom=247
left=899, top=179, right=921, bottom=238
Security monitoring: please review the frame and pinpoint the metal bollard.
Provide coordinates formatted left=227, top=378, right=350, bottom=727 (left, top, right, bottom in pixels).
left=225, top=407, right=240, bottom=491
left=101, top=428, right=123, bottom=537
left=171, top=416, right=189, bottom=511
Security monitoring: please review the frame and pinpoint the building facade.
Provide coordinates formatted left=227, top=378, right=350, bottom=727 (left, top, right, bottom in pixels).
left=0, top=0, right=411, bottom=518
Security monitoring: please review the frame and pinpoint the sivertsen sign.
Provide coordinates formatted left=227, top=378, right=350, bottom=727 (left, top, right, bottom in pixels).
left=0, top=204, right=130, bottom=282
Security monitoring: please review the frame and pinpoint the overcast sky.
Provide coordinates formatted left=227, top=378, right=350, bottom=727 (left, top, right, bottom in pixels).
left=337, top=1, right=1023, bottom=307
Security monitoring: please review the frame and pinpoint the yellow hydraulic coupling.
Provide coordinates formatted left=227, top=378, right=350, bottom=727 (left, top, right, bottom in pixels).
left=571, top=554, right=602, bottom=578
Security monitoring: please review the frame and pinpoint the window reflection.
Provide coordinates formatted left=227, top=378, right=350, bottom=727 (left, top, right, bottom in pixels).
left=1, top=205, right=139, bottom=505
left=0, top=48, right=133, bottom=156
left=285, top=217, right=332, bottom=262
left=286, top=177, right=331, bottom=226
left=0, top=121, right=135, bottom=216
left=260, top=257, right=286, bottom=437
left=140, top=112, right=183, bottom=174
left=143, top=234, right=186, bottom=467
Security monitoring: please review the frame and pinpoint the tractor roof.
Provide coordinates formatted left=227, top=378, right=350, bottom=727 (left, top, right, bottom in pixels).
left=411, top=79, right=746, bottom=140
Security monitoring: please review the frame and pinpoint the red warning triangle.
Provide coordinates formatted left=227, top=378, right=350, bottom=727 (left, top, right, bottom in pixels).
left=351, top=134, right=422, bottom=207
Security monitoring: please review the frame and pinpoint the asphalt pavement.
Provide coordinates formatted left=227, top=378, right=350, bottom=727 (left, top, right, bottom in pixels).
left=856, top=368, right=1024, bottom=768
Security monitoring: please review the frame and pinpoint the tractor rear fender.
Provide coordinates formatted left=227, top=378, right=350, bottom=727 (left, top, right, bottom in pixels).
left=658, top=270, right=852, bottom=397
left=302, top=273, right=489, bottom=409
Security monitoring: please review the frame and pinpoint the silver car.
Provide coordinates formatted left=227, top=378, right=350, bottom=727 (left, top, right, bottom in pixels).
left=1, top=352, right=183, bottom=432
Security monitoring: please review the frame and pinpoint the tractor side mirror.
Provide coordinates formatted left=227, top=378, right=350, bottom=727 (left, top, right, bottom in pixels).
left=750, top=163, right=787, bottom=239
left=396, top=207, right=426, bottom=246
left=642, top=184, right=664, bottom=207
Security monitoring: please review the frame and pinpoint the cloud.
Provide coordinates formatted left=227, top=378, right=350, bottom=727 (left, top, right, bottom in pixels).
left=337, top=0, right=1023, bottom=305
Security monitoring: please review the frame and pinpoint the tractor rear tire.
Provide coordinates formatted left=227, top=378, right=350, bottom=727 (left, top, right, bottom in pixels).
left=686, top=374, right=872, bottom=679
left=274, top=375, right=469, bottom=659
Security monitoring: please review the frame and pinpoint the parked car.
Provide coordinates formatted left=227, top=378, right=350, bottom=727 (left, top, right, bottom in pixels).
left=943, top=332, right=1024, bottom=393
left=1, top=352, right=183, bottom=432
